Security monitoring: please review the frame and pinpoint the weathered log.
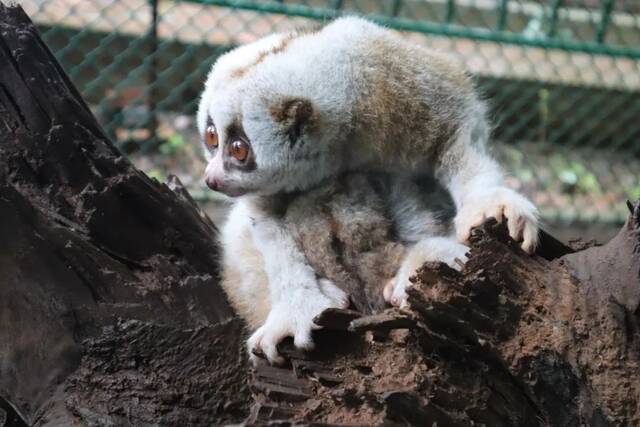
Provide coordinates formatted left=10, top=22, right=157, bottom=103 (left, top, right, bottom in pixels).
left=1, top=3, right=639, bottom=426
left=0, top=4, right=248, bottom=425
left=248, top=214, right=639, bottom=425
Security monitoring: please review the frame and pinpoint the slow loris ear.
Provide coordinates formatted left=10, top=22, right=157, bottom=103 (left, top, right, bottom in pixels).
left=270, top=98, right=315, bottom=144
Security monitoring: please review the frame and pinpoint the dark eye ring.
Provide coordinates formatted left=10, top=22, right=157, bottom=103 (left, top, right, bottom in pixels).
left=230, top=140, right=249, bottom=162
left=205, top=125, right=218, bottom=148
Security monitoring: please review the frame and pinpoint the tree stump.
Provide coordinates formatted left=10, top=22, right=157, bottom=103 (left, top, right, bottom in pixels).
left=1, top=4, right=638, bottom=426
left=0, top=4, right=248, bottom=425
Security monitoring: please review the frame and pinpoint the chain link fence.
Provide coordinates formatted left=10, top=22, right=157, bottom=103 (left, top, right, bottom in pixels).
left=21, top=0, right=640, bottom=236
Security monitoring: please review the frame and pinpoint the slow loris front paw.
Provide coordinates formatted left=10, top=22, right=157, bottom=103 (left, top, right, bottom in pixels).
left=455, top=187, right=539, bottom=254
left=384, top=237, right=468, bottom=308
left=247, top=278, right=349, bottom=365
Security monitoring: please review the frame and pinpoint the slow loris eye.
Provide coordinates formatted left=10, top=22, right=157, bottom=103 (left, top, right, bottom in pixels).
left=205, top=125, right=218, bottom=148
left=230, top=140, right=249, bottom=161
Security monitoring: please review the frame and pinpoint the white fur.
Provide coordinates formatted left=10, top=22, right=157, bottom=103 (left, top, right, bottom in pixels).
left=222, top=197, right=348, bottom=365
left=199, top=17, right=539, bottom=364
left=197, top=16, right=538, bottom=251
left=439, top=121, right=539, bottom=253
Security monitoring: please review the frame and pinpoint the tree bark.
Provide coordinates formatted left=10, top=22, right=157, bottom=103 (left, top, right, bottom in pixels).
left=1, top=4, right=639, bottom=426
left=243, top=210, right=639, bottom=426
left=0, top=4, right=248, bottom=426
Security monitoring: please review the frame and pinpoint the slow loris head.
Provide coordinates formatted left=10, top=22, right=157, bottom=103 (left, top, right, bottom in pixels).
left=196, top=31, right=346, bottom=197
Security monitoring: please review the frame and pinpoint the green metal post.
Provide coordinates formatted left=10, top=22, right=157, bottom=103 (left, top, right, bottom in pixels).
left=496, top=0, right=509, bottom=31
left=445, top=0, right=455, bottom=23
left=546, top=0, right=562, bottom=38
left=147, top=0, right=159, bottom=146
left=391, top=0, right=403, bottom=17
left=596, top=0, right=615, bottom=43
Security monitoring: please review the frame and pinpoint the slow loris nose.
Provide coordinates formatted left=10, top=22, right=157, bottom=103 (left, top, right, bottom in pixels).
left=205, top=156, right=225, bottom=191
left=205, top=176, right=221, bottom=191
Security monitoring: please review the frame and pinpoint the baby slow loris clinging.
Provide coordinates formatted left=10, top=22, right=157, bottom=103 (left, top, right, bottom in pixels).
left=221, top=172, right=467, bottom=365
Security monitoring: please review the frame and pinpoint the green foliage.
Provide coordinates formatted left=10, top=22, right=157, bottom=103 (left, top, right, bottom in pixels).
left=159, top=134, right=187, bottom=157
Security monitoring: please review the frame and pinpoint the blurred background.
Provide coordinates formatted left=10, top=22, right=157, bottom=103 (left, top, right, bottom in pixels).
left=20, top=0, right=640, bottom=242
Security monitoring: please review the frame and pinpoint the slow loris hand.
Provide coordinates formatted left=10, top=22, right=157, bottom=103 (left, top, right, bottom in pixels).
left=247, top=278, right=349, bottom=365
left=454, top=186, right=539, bottom=253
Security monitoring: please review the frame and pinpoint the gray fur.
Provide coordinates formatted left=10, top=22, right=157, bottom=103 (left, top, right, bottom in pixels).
left=202, top=17, right=539, bottom=364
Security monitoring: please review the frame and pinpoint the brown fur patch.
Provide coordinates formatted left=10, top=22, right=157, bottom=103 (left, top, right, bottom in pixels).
left=352, top=37, right=473, bottom=169
left=230, top=32, right=298, bottom=79
left=269, top=98, right=314, bottom=124
left=286, top=174, right=405, bottom=314
left=230, top=25, right=322, bottom=79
